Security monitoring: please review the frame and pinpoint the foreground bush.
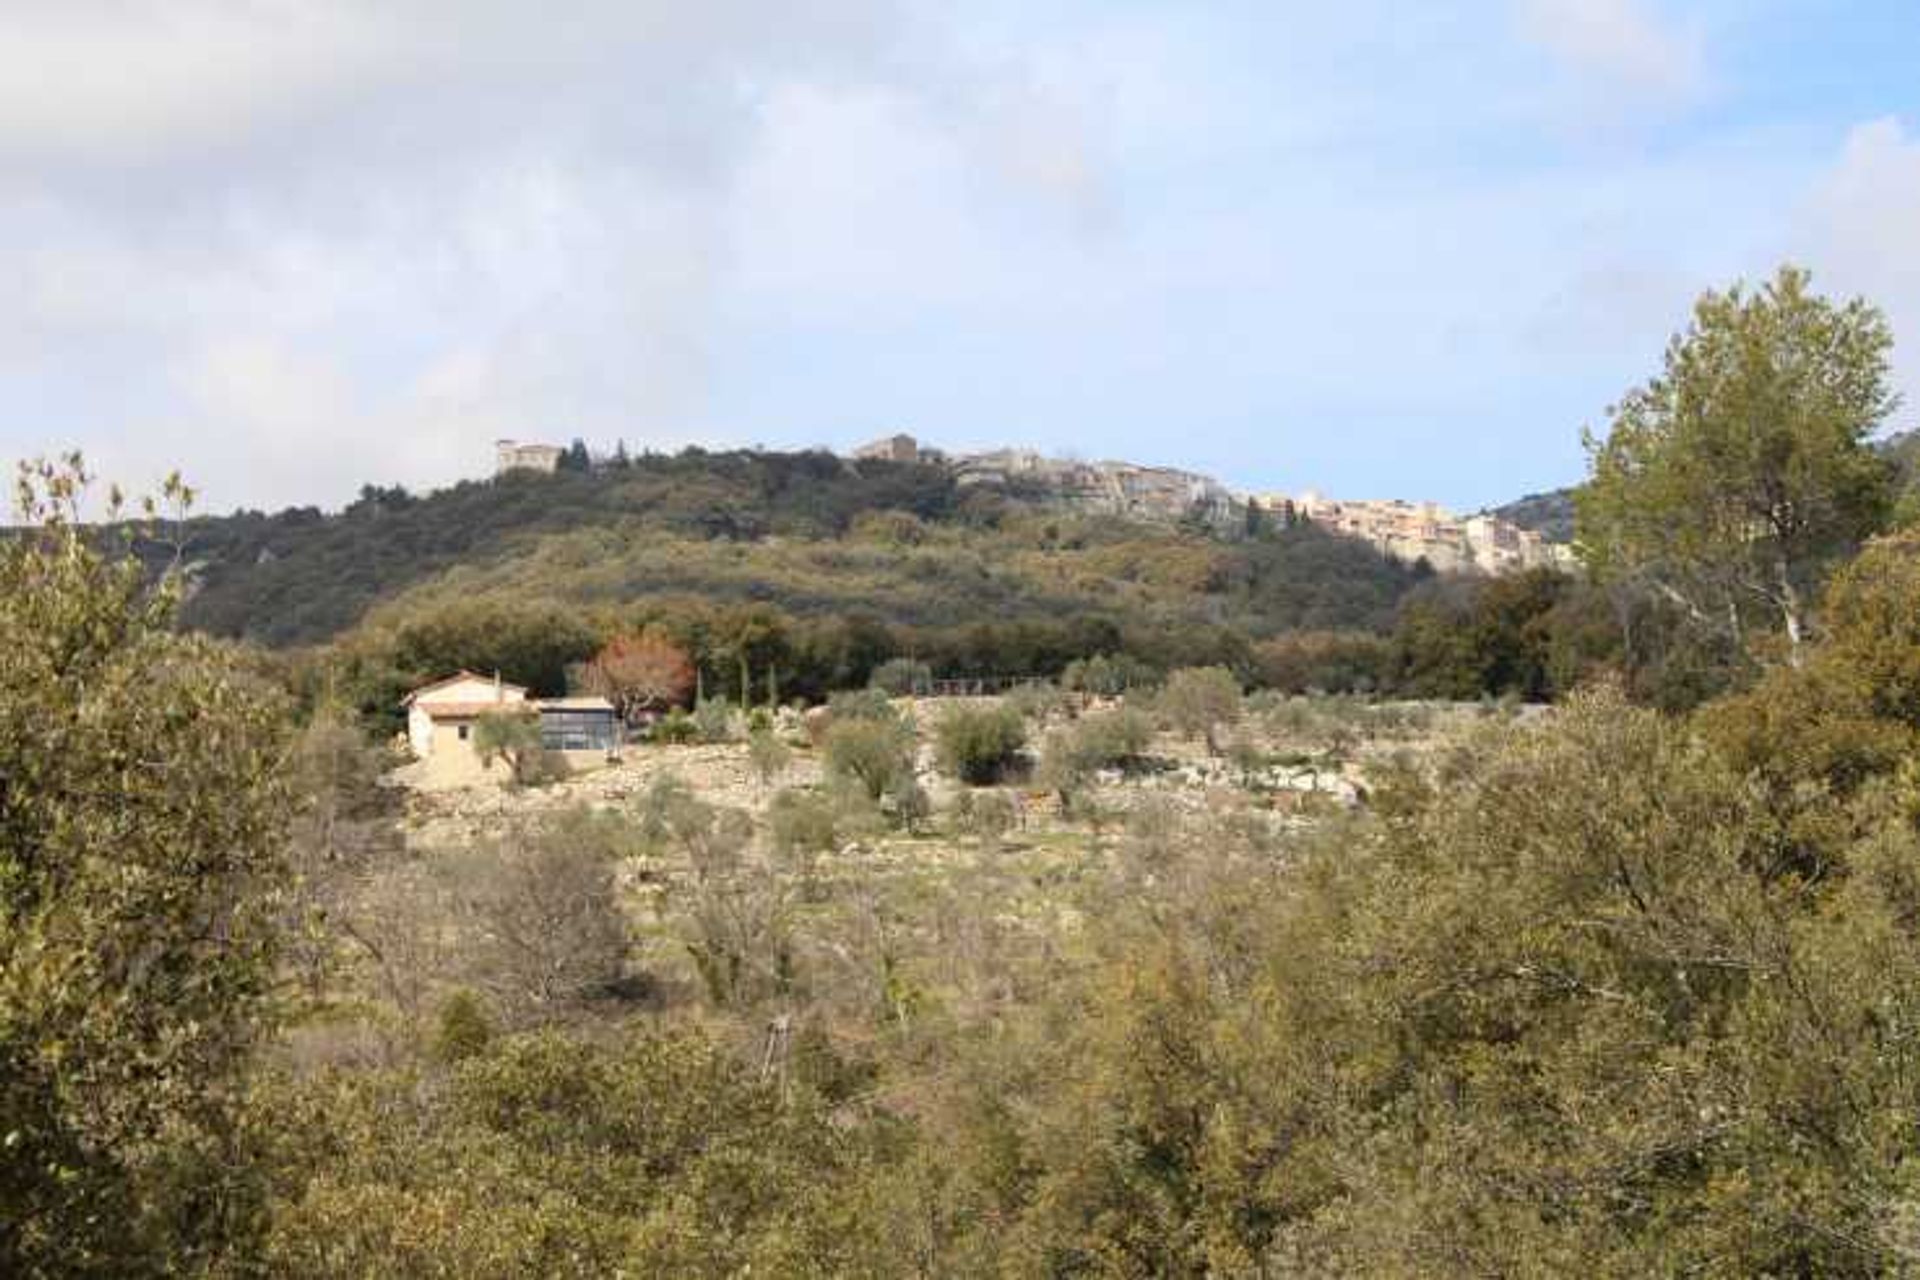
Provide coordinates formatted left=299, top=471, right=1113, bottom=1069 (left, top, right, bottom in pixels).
left=253, top=1028, right=900, bottom=1277
left=1, top=460, right=293, bottom=1274
left=917, top=688, right=1920, bottom=1273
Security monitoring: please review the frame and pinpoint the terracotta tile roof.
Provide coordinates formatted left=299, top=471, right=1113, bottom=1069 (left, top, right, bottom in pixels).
left=402, top=670, right=529, bottom=706
left=416, top=702, right=534, bottom=720
left=417, top=697, right=617, bottom=719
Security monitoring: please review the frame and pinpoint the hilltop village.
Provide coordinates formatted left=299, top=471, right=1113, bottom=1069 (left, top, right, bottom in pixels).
left=496, top=433, right=1575, bottom=576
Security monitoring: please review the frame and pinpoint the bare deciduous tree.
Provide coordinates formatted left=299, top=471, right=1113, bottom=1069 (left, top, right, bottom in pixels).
left=583, top=630, right=696, bottom=721
left=444, top=815, right=634, bottom=1022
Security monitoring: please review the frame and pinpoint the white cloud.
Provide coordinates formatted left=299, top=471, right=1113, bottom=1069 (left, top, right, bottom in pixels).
left=1, top=0, right=1165, bottom=509
left=1514, top=0, right=1705, bottom=104
left=1792, top=117, right=1920, bottom=433
left=0, top=4, right=397, bottom=163
left=0, top=1, right=926, bottom=507
left=728, top=82, right=1085, bottom=320
left=0, top=1, right=907, bottom=167
left=0, top=2, right=1879, bottom=517
left=1799, top=119, right=1920, bottom=296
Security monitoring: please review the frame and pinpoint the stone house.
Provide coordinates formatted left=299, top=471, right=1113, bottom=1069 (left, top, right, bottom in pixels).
left=402, top=672, right=621, bottom=778
left=404, top=670, right=529, bottom=759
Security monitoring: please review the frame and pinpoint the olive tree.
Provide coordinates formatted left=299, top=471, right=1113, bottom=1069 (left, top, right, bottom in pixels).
left=823, top=716, right=917, bottom=805
left=1158, top=666, right=1243, bottom=754
left=473, top=709, right=564, bottom=787
left=934, top=703, right=1028, bottom=785
left=748, top=725, right=793, bottom=789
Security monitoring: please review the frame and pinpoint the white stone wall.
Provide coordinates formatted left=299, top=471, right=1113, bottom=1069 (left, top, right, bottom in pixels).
left=405, top=676, right=527, bottom=759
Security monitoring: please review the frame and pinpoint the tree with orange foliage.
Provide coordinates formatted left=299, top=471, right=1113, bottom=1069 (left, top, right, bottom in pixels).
left=582, top=631, right=696, bottom=723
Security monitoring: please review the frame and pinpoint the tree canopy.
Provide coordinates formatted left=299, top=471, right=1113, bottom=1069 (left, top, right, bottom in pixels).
left=0, top=458, right=292, bottom=1273
left=581, top=630, right=696, bottom=720
left=1578, top=265, right=1898, bottom=663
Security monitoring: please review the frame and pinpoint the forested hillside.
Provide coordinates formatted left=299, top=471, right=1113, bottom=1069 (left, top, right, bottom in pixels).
left=114, top=421, right=1910, bottom=731
left=148, top=446, right=1428, bottom=650
left=123, top=442, right=1785, bottom=730
left=158, top=450, right=971, bottom=644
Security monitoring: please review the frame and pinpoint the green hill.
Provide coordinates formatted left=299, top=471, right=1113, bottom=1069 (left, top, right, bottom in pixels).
left=158, top=450, right=972, bottom=646
left=141, top=449, right=1429, bottom=681
left=1483, top=488, right=1577, bottom=543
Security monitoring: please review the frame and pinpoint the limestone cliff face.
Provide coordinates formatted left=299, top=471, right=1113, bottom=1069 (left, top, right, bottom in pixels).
left=853, top=435, right=1572, bottom=572
left=951, top=448, right=1248, bottom=534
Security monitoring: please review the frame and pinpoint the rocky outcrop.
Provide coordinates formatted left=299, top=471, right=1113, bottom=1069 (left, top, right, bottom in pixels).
left=952, top=448, right=1246, bottom=533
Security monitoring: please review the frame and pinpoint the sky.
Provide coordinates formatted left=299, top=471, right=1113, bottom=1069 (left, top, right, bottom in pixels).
left=4, top=0, right=1920, bottom=514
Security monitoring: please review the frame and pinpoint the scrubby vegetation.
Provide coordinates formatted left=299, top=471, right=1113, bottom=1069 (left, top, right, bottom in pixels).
left=19, top=266, right=1920, bottom=1274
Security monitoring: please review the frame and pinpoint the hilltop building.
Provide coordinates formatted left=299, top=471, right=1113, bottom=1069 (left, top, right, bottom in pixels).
left=853, top=433, right=925, bottom=463
left=495, top=439, right=565, bottom=476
